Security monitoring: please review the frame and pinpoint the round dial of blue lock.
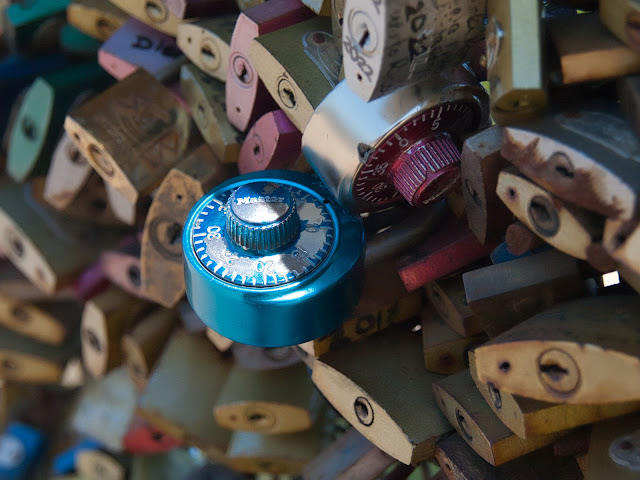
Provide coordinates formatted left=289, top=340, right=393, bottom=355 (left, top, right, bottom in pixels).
left=183, top=171, right=366, bottom=347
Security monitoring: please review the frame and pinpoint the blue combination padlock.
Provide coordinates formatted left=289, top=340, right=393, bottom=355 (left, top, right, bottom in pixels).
left=183, top=171, right=366, bottom=347
left=0, top=422, right=45, bottom=480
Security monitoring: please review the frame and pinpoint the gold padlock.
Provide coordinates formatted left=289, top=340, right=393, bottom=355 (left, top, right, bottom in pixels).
left=487, top=0, right=547, bottom=124
left=64, top=69, right=194, bottom=208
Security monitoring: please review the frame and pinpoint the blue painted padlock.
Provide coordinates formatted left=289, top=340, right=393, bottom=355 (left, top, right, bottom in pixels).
left=183, top=171, right=365, bottom=347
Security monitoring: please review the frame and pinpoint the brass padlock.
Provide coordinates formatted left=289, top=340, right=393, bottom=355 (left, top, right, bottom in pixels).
left=140, top=144, right=231, bottom=308
left=473, top=296, right=640, bottom=404
left=487, top=0, right=547, bottom=124
left=497, top=167, right=608, bottom=267
left=107, top=0, right=183, bottom=37
left=81, top=286, right=149, bottom=378
left=424, top=276, right=485, bottom=338
left=213, top=363, right=321, bottom=434
left=311, top=324, right=451, bottom=465
left=176, top=14, right=237, bottom=82
left=121, top=307, right=177, bottom=391
left=462, top=249, right=586, bottom=337
left=43, top=131, right=92, bottom=210
left=548, top=12, right=640, bottom=85
left=0, top=180, right=121, bottom=294
left=468, top=351, right=640, bottom=440
left=66, top=0, right=128, bottom=41
left=341, top=0, right=485, bottom=102
left=225, top=0, right=315, bottom=131
left=421, top=308, right=486, bottom=376
left=180, top=64, right=243, bottom=164
left=65, top=69, right=194, bottom=208
left=460, top=125, right=513, bottom=244
left=433, top=369, right=562, bottom=466
left=137, top=332, right=232, bottom=462
left=250, top=16, right=341, bottom=131
left=500, top=103, right=640, bottom=223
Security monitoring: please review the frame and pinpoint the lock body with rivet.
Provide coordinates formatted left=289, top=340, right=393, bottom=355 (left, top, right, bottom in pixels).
left=469, top=351, right=640, bottom=439
left=65, top=69, right=194, bottom=207
left=238, top=110, right=301, bottom=174
left=180, top=64, right=244, bottom=164
left=176, top=15, right=237, bottom=82
left=500, top=104, right=640, bottom=222
left=183, top=170, right=365, bottom=347
left=66, top=0, right=128, bottom=41
left=463, top=249, right=586, bottom=337
left=460, top=125, right=513, bottom=244
left=433, top=369, right=562, bottom=466
left=497, top=168, right=607, bottom=266
left=311, top=324, right=451, bottom=465
left=225, top=0, right=315, bottom=132
left=474, top=296, right=640, bottom=404
left=7, top=62, right=111, bottom=183
left=250, top=16, right=342, bottom=131
left=422, top=309, right=487, bottom=376
left=342, top=0, right=486, bottom=102
left=0, top=181, right=121, bottom=294
left=487, top=0, right=547, bottom=124
left=302, top=70, right=488, bottom=213
left=141, top=144, right=231, bottom=308
left=107, top=0, right=182, bottom=36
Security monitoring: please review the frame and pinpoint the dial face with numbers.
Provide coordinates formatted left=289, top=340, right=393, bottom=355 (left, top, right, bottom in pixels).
left=353, top=101, right=477, bottom=208
left=190, top=182, right=335, bottom=287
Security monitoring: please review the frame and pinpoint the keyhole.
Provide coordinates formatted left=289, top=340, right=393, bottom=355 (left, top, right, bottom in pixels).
left=145, top=1, right=166, bottom=23
left=238, top=64, right=249, bottom=83
left=165, top=223, right=181, bottom=245
left=465, top=179, right=482, bottom=207
left=84, top=329, right=101, bottom=352
left=95, top=18, right=115, bottom=37
left=21, top=117, right=37, bottom=141
left=253, top=144, right=260, bottom=156
left=456, top=408, right=473, bottom=441
left=90, top=197, right=107, bottom=213
left=9, top=235, right=24, bottom=258
left=201, top=44, right=215, bottom=61
left=353, top=396, right=374, bottom=426
left=248, top=413, right=265, bottom=422
left=128, top=265, right=141, bottom=287
left=11, top=306, right=29, bottom=323
left=1, top=359, right=17, bottom=371
left=539, top=363, right=569, bottom=382
left=69, top=148, right=84, bottom=165
left=358, top=29, right=370, bottom=49
left=281, top=87, right=296, bottom=108
left=528, top=195, right=559, bottom=237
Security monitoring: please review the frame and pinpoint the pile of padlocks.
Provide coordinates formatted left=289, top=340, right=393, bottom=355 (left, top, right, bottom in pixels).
left=0, top=0, right=639, bottom=478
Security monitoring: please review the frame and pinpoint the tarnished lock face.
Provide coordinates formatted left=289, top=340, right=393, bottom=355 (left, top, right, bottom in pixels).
left=302, top=69, right=489, bottom=213
left=341, top=0, right=486, bottom=101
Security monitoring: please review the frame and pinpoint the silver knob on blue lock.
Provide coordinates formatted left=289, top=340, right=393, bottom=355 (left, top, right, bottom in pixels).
left=183, top=171, right=366, bottom=347
left=226, top=183, right=300, bottom=255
